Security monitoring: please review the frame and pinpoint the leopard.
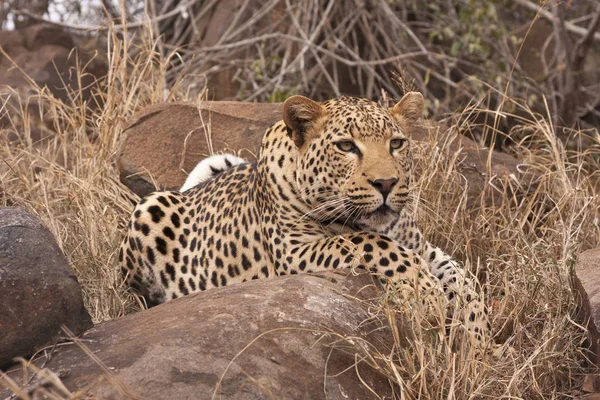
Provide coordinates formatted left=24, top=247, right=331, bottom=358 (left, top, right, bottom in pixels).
left=119, top=93, right=492, bottom=350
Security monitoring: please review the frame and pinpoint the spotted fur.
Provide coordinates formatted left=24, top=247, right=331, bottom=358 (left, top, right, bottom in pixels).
left=120, top=93, right=491, bottom=350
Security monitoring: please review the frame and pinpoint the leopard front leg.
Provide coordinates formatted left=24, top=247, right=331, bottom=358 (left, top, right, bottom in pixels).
left=282, top=232, right=492, bottom=348
left=382, top=211, right=492, bottom=348
left=420, top=242, right=492, bottom=347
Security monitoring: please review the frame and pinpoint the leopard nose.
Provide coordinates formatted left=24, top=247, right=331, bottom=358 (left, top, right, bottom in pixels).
left=368, top=178, right=398, bottom=199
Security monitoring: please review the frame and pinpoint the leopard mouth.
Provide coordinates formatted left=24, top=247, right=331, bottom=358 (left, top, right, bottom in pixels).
left=354, top=204, right=398, bottom=228
left=372, top=204, right=393, bottom=216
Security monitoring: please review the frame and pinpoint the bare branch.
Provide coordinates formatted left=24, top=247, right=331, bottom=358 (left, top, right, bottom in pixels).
left=514, top=0, right=600, bottom=42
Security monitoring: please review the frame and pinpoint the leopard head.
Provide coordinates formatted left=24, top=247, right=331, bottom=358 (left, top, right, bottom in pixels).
left=283, top=92, right=423, bottom=228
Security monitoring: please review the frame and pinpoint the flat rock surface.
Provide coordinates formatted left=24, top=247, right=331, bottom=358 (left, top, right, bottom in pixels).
left=2, top=271, right=396, bottom=399
left=118, top=101, right=281, bottom=196
left=0, top=207, right=92, bottom=369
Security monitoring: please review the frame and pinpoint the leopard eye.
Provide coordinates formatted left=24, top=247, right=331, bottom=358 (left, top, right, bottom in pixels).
left=390, top=138, right=406, bottom=151
left=335, top=141, right=357, bottom=153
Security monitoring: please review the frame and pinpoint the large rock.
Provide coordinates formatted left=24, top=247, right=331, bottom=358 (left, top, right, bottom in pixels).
left=118, top=101, right=281, bottom=196
left=0, top=207, right=93, bottom=369
left=574, top=249, right=600, bottom=366
left=0, top=24, right=107, bottom=131
left=2, top=272, right=396, bottom=399
left=0, top=24, right=106, bottom=103
left=118, top=101, right=536, bottom=206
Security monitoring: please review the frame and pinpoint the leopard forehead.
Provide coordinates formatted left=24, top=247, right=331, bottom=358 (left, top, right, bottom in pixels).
left=319, top=96, right=405, bottom=141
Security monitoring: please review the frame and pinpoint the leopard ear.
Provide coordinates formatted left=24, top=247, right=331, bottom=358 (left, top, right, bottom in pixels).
left=391, top=92, right=424, bottom=122
left=283, top=95, right=324, bottom=148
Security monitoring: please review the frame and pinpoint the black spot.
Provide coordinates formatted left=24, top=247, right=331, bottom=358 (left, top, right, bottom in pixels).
left=160, top=271, right=169, bottom=286
left=179, top=278, right=189, bottom=295
left=211, top=271, right=219, bottom=287
left=376, top=240, right=389, bottom=250
left=242, top=254, right=251, bottom=270
left=351, top=236, right=363, bottom=245
left=166, top=263, right=176, bottom=281
left=316, top=254, right=324, bottom=266
left=134, top=237, right=143, bottom=252
left=141, top=224, right=150, bottom=236
left=384, top=270, right=394, bottom=277
left=363, top=243, right=373, bottom=252
left=396, top=265, right=406, bottom=273
left=253, top=247, right=261, bottom=262
left=148, top=205, right=165, bottom=223
left=261, top=266, right=269, bottom=277
left=146, top=247, right=155, bottom=265
left=171, top=213, right=181, bottom=228
left=179, top=235, right=188, bottom=248
left=380, top=258, right=390, bottom=267
left=157, top=196, right=170, bottom=207
left=156, top=237, right=168, bottom=255
left=163, top=227, right=175, bottom=241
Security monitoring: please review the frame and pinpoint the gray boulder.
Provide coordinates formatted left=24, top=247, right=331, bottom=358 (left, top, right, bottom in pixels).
left=0, top=207, right=92, bottom=369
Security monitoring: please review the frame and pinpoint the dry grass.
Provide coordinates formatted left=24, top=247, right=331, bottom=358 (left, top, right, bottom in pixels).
left=1, top=20, right=600, bottom=400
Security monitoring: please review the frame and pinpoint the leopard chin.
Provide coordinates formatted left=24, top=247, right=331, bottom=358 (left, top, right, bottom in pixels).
left=354, top=205, right=400, bottom=232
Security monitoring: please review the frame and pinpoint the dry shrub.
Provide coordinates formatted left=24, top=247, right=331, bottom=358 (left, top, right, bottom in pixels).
left=1, top=21, right=599, bottom=400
